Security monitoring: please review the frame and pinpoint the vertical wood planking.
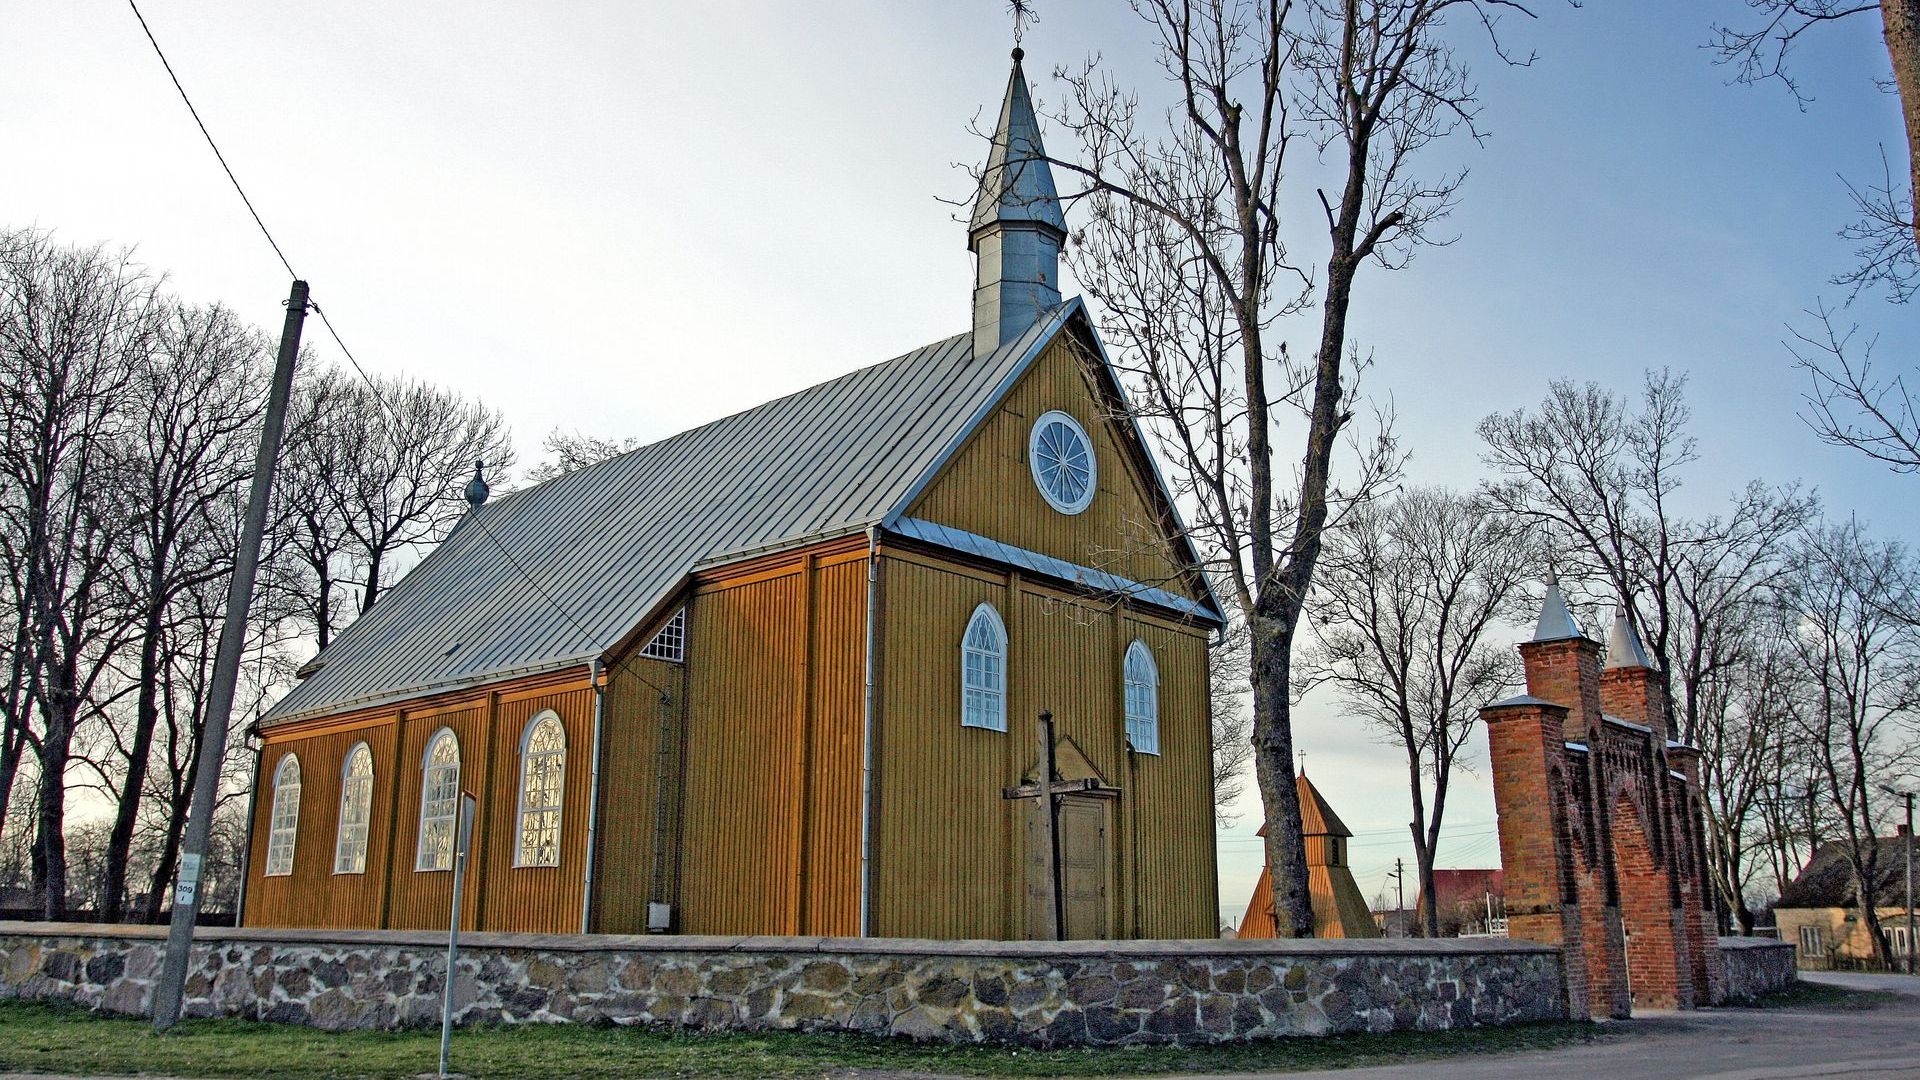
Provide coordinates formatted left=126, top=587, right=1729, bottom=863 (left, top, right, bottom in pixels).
left=593, top=651, right=686, bottom=934
left=876, top=547, right=1214, bottom=940
left=906, top=337, right=1197, bottom=601
left=239, top=670, right=596, bottom=935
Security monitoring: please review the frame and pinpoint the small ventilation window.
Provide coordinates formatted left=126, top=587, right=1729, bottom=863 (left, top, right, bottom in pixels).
left=639, top=608, right=686, bottom=663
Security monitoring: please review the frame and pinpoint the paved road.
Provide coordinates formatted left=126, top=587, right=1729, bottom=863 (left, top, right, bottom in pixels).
left=1180, top=972, right=1920, bottom=1080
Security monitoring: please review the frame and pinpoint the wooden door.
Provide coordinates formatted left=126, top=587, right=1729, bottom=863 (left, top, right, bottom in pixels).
left=1059, top=797, right=1110, bottom=939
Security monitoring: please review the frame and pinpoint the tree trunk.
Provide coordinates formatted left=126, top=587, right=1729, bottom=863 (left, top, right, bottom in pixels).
left=1883, top=0, right=1920, bottom=245
left=1251, top=620, right=1316, bottom=937
left=102, top=586, right=167, bottom=922
left=34, top=705, right=73, bottom=919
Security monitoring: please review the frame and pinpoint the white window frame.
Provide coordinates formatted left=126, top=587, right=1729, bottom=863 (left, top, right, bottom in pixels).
left=514, top=710, right=567, bottom=868
left=1124, top=639, right=1160, bottom=755
left=961, top=603, right=1008, bottom=732
left=1798, top=924, right=1824, bottom=955
left=638, top=607, right=686, bottom=663
left=264, top=754, right=301, bottom=877
left=416, top=728, right=461, bottom=872
left=1028, top=410, right=1097, bottom=515
left=333, top=742, right=374, bottom=875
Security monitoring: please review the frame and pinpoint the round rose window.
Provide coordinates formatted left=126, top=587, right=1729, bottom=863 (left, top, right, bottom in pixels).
left=1028, top=410, right=1096, bottom=514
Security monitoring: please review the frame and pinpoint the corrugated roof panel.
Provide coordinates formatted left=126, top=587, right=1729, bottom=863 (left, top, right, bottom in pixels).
left=264, top=322, right=1053, bottom=726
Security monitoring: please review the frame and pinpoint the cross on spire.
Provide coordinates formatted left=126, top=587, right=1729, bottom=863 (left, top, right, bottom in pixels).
left=1009, top=0, right=1036, bottom=48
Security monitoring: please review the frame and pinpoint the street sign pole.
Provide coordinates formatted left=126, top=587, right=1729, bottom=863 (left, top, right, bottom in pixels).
left=439, top=792, right=477, bottom=1079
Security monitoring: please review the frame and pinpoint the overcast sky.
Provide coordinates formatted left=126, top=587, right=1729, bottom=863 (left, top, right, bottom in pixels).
left=6, top=1, right=1915, bottom=926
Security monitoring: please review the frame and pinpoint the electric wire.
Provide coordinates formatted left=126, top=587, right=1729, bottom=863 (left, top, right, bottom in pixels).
left=127, top=0, right=605, bottom=652
left=127, top=0, right=297, bottom=282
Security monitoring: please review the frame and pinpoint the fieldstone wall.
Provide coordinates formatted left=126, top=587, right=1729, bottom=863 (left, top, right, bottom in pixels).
left=1715, top=936, right=1797, bottom=1003
left=0, top=923, right=1565, bottom=1046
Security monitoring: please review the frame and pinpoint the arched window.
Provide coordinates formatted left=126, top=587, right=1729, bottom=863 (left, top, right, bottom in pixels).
left=416, top=728, right=461, bottom=872
left=264, top=754, right=301, bottom=877
left=515, top=711, right=567, bottom=867
left=961, top=603, right=1007, bottom=731
left=1124, top=640, right=1159, bottom=755
left=333, top=742, right=374, bottom=874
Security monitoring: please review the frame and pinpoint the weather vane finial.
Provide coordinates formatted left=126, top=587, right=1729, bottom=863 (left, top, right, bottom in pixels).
left=1009, top=0, right=1036, bottom=54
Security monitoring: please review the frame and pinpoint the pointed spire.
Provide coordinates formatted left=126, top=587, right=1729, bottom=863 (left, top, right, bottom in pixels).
left=1604, top=606, right=1652, bottom=670
left=1532, top=569, right=1582, bottom=642
left=969, top=48, right=1067, bottom=357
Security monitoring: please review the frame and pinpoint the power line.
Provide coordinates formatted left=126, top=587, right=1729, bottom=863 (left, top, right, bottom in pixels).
left=126, top=0, right=297, bottom=281
left=127, top=0, right=604, bottom=652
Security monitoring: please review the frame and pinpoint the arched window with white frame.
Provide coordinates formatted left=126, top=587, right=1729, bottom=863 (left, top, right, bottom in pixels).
left=264, top=754, right=301, bottom=877
left=333, top=742, right=374, bottom=874
left=515, top=710, right=566, bottom=867
left=962, top=603, right=1007, bottom=731
left=1124, top=640, right=1160, bottom=755
left=416, top=728, right=461, bottom=872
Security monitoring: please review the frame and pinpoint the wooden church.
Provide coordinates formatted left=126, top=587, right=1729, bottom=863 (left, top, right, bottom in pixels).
left=238, top=49, right=1224, bottom=941
left=1235, top=774, right=1378, bottom=939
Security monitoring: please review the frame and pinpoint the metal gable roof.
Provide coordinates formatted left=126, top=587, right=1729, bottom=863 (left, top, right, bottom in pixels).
left=262, top=298, right=1223, bottom=727
left=262, top=312, right=1065, bottom=727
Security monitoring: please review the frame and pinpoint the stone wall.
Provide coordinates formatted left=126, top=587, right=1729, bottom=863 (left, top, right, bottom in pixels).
left=1715, top=936, right=1797, bottom=1003
left=0, top=923, right=1565, bottom=1046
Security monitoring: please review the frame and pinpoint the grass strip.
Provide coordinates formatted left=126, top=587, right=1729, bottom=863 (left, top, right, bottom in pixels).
left=0, top=999, right=1605, bottom=1079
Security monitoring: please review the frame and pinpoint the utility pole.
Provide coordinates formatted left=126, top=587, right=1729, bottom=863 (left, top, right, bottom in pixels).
left=1388, top=858, right=1406, bottom=937
left=151, top=279, right=308, bottom=1033
left=1896, top=791, right=1912, bottom=976
left=1892, top=787, right=1916, bottom=977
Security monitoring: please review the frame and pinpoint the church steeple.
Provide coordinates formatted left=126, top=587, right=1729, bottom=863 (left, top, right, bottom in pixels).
left=970, top=47, right=1067, bottom=358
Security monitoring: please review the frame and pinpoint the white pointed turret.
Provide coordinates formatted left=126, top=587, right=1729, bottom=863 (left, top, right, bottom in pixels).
left=1604, top=607, right=1652, bottom=670
left=1532, top=570, right=1582, bottom=642
left=970, top=48, right=1067, bottom=357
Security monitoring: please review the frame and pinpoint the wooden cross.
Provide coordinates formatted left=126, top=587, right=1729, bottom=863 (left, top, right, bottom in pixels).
left=1001, top=710, right=1096, bottom=940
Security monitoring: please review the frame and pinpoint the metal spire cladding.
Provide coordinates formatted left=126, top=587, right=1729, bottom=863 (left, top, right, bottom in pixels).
left=970, top=48, right=1068, bottom=357
left=1604, top=606, right=1652, bottom=669
left=1532, top=569, right=1583, bottom=642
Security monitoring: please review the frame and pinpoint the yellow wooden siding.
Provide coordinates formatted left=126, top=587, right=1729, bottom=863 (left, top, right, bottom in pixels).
left=678, top=545, right=868, bottom=935
left=873, top=549, right=1216, bottom=939
left=475, top=685, right=595, bottom=933
left=242, top=723, right=393, bottom=929
left=907, top=335, right=1196, bottom=602
left=592, top=652, right=687, bottom=935
left=241, top=670, right=595, bottom=935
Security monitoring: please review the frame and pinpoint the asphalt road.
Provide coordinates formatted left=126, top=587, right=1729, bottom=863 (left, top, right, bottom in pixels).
left=1195, top=972, right=1920, bottom=1080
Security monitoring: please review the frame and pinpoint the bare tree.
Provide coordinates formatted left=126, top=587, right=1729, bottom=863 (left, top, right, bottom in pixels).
left=94, top=303, right=268, bottom=921
left=1209, top=622, right=1256, bottom=824
left=1776, top=518, right=1920, bottom=968
left=1056, top=0, right=1540, bottom=937
left=0, top=229, right=156, bottom=916
left=269, top=368, right=513, bottom=659
left=268, top=366, right=358, bottom=654
left=1711, top=1, right=1920, bottom=253
left=334, top=375, right=515, bottom=612
left=527, top=428, right=641, bottom=484
left=1480, top=373, right=1818, bottom=927
left=1791, top=304, right=1920, bottom=472
left=1298, top=485, right=1531, bottom=936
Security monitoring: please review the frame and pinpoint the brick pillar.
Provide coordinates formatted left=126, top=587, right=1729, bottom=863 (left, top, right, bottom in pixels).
left=1519, top=637, right=1604, bottom=745
left=1571, top=751, right=1631, bottom=1019
left=1668, top=746, right=1725, bottom=1003
left=1599, top=666, right=1669, bottom=743
left=1484, top=697, right=1589, bottom=1020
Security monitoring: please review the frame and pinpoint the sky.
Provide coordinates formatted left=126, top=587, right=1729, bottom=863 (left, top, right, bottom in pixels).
left=4, top=1, right=1915, bottom=927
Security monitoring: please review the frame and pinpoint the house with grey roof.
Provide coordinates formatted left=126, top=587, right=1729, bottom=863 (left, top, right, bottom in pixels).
left=238, top=48, right=1224, bottom=942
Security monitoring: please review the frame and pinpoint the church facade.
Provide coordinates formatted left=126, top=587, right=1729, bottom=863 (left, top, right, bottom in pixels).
left=1481, top=582, right=1723, bottom=1016
left=238, top=51, right=1223, bottom=941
